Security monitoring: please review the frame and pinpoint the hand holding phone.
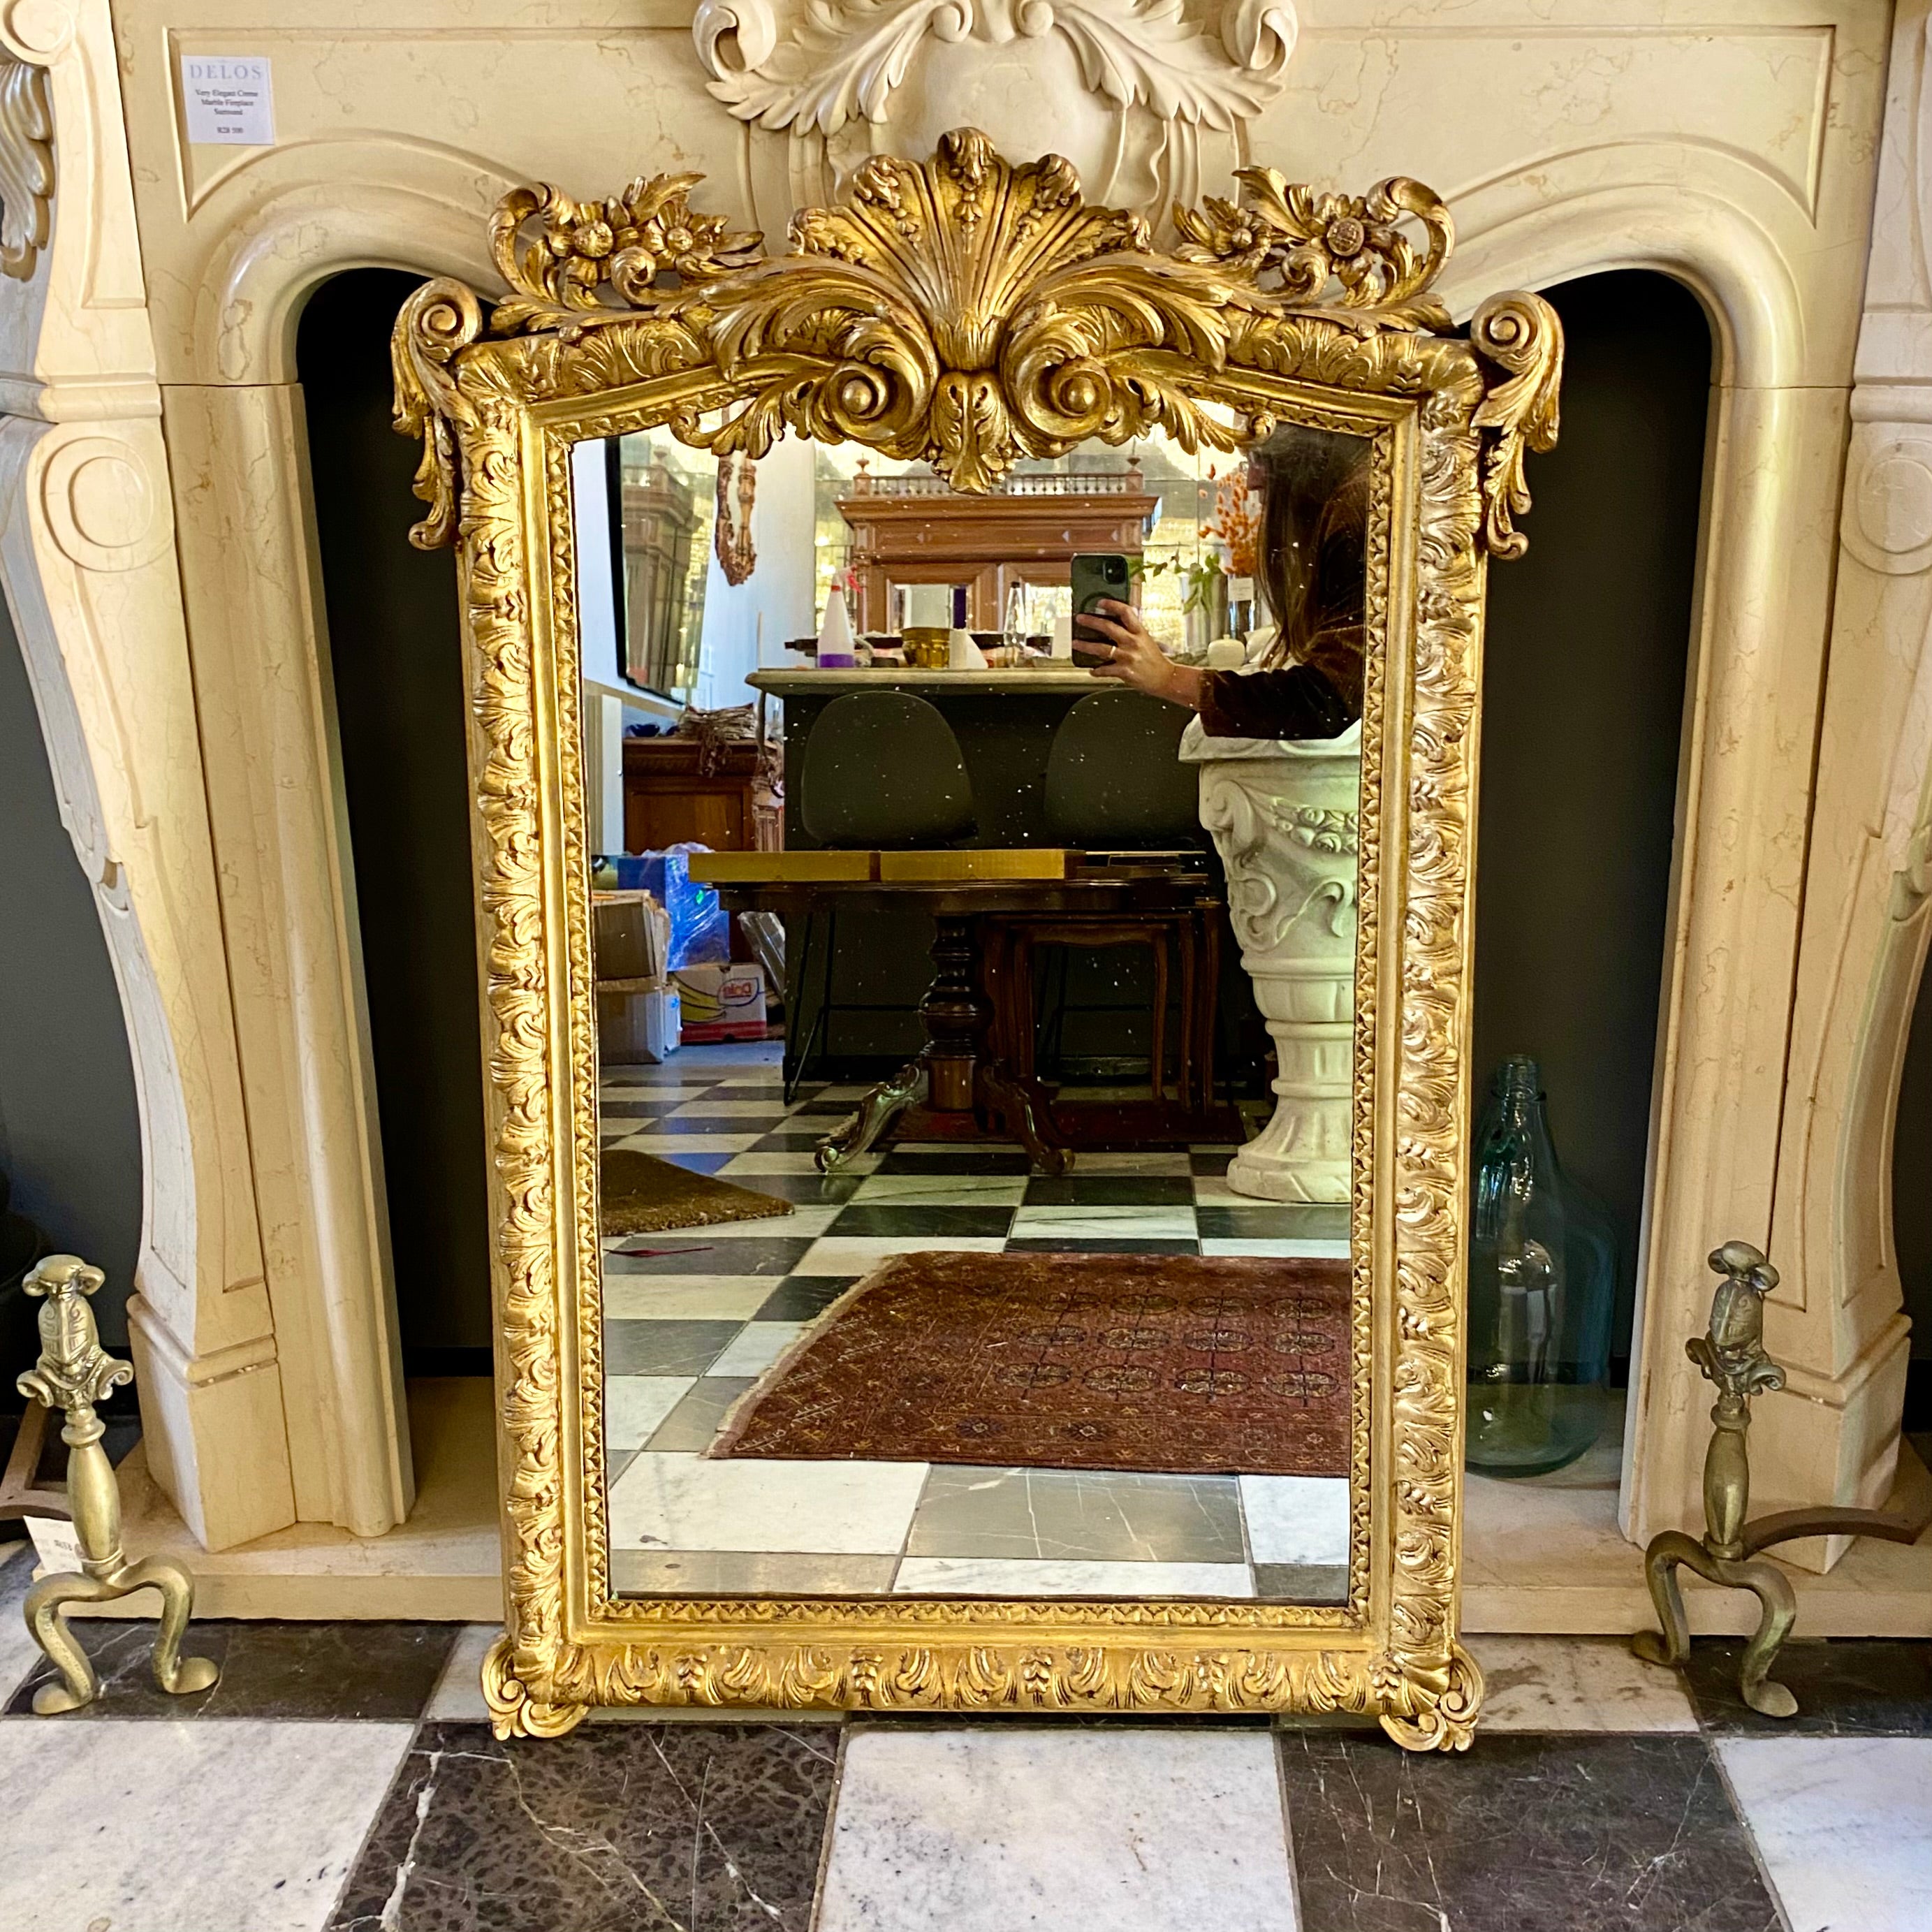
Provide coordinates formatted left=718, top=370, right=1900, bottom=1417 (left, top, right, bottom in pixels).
left=1069, top=552, right=1132, bottom=666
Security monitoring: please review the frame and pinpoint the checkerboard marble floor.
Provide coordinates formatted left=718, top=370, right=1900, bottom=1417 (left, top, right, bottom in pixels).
left=1, top=1551, right=1925, bottom=1932
left=600, top=1044, right=1351, bottom=1601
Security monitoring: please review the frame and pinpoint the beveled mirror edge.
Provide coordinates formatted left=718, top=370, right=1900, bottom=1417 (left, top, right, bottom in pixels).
left=392, top=129, right=1562, bottom=1750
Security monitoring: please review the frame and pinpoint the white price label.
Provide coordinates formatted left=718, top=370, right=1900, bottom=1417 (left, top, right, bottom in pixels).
left=181, top=55, right=275, bottom=147
left=26, top=1514, right=82, bottom=1575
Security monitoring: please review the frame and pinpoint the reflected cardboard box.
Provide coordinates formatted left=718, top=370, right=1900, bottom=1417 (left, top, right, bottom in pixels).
left=599, top=985, right=680, bottom=1064
left=674, top=963, right=768, bottom=1043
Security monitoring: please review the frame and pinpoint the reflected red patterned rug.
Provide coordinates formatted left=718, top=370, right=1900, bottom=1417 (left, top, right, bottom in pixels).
left=710, top=1250, right=1351, bottom=1476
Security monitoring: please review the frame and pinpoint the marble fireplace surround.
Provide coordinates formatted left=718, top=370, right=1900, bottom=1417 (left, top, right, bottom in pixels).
left=1, top=0, right=1928, bottom=1623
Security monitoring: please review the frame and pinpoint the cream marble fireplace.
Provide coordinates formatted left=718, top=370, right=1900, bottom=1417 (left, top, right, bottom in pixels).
left=1, top=0, right=1927, bottom=1625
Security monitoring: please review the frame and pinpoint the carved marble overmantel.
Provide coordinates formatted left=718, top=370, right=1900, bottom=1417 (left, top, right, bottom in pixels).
left=1182, top=718, right=1360, bottom=1203
left=0, top=0, right=1902, bottom=1588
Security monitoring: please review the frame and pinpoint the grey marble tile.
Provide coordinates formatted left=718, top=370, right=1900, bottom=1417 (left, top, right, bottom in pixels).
left=643, top=1375, right=756, bottom=1451
left=606, top=1236, right=818, bottom=1276
left=1278, top=1731, right=1780, bottom=1931
left=1468, top=1636, right=1699, bottom=1732
left=907, top=1465, right=1245, bottom=1563
left=4, top=1616, right=456, bottom=1720
left=423, top=1621, right=498, bottom=1723
left=1683, top=1637, right=1932, bottom=1735
left=603, top=1318, right=743, bottom=1376
left=1, top=1715, right=411, bottom=1931
left=611, top=1549, right=898, bottom=1595
left=1254, top=1563, right=1349, bottom=1604
left=816, top=1725, right=1297, bottom=1932
left=327, top=1720, right=837, bottom=1931
left=1718, top=1736, right=1932, bottom=1932
left=754, top=1275, right=861, bottom=1321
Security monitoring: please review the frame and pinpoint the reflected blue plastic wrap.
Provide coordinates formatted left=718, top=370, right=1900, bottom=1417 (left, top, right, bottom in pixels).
left=591, top=846, right=730, bottom=969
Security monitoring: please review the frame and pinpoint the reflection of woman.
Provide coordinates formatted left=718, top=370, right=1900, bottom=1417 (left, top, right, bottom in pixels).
left=1082, top=452, right=1368, bottom=740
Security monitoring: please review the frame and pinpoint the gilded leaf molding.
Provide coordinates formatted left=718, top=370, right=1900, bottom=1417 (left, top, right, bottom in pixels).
left=0, top=54, right=53, bottom=281
left=393, top=130, right=1561, bottom=1751
left=395, top=129, right=1561, bottom=526
left=693, top=0, right=1297, bottom=138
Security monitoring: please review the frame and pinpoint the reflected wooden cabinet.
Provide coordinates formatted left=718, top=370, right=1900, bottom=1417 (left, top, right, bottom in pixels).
left=622, top=737, right=780, bottom=853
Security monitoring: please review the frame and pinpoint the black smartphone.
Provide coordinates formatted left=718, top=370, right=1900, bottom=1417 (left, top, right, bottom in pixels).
left=1069, top=552, right=1132, bottom=664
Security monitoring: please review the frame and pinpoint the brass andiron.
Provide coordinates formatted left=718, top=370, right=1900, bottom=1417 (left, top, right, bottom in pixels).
left=1632, top=1240, right=1924, bottom=1717
left=15, top=1255, right=219, bottom=1713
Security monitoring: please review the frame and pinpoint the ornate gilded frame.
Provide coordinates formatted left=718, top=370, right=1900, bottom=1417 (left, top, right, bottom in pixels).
left=393, top=129, right=1560, bottom=1750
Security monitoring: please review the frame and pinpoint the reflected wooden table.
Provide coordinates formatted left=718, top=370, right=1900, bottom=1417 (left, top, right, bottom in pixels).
left=712, top=871, right=1220, bottom=1173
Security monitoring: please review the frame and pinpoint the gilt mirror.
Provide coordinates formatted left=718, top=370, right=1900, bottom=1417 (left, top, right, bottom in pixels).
left=393, top=130, right=1560, bottom=1748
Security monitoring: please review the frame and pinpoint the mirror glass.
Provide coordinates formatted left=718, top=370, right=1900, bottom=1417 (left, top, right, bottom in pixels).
left=572, top=416, right=1369, bottom=1605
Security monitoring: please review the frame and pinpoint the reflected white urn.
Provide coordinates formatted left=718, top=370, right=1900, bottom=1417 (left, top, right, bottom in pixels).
left=1181, top=716, right=1361, bottom=1203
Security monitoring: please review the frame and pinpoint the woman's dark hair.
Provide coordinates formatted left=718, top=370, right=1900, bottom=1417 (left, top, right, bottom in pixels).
left=1251, top=427, right=1370, bottom=665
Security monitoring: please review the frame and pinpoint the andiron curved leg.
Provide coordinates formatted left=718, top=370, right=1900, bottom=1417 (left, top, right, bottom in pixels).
left=1630, top=1529, right=1703, bottom=1673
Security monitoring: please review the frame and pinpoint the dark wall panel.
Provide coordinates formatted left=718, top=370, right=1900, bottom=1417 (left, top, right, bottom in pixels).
left=1896, top=946, right=1932, bottom=1366
left=1474, top=270, right=1712, bottom=1367
left=299, top=269, right=492, bottom=1360
left=0, top=592, right=142, bottom=1348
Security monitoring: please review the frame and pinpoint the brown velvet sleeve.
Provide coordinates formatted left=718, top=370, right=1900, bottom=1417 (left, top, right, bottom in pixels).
left=1196, top=661, right=1358, bottom=741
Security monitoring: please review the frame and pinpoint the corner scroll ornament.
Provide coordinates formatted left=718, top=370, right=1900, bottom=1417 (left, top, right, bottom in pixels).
left=692, top=0, right=1298, bottom=139
left=0, top=54, right=54, bottom=281
left=394, top=129, right=1561, bottom=536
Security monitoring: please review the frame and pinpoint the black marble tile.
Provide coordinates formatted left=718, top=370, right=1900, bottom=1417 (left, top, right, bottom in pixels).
left=754, top=1275, right=861, bottom=1320
left=1020, top=1175, right=1199, bottom=1207
left=751, top=1129, right=843, bottom=1152
left=605, top=1236, right=818, bottom=1276
left=874, top=1150, right=1036, bottom=1176
left=1278, top=1731, right=1780, bottom=1932
left=826, top=1203, right=1016, bottom=1238
left=1197, top=1205, right=1352, bottom=1236
left=1682, top=1636, right=1932, bottom=1735
left=6, top=1618, right=455, bottom=1720
left=326, top=1720, right=838, bottom=1932
left=1189, top=1147, right=1240, bottom=1174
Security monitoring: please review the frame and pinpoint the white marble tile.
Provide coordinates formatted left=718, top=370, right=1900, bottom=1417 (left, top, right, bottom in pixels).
left=894, top=1556, right=1255, bottom=1598
left=722, top=1150, right=883, bottom=1176
left=816, top=1727, right=1298, bottom=1932
left=602, top=1275, right=777, bottom=1319
left=697, top=1206, right=841, bottom=1237
left=608, top=1451, right=928, bottom=1553
left=1718, top=1737, right=1932, bottom=1932
left=422, top=1620, right=498, bottom=1722
left=613, top=1131, right=763, bottom=1153
left=1202, top=1236, right=1352, bottom=1259
left=1009, top=1206, right=1199, bottom=1241
left=707, top=1320, right=807, bottom=1375
left=794, top=1236, right=1009, bottom=1275
left=0, top=1718, right=413, bottom=1931
left=1465, top=1635, right=1699, bottom=1732
left=851, top=1174, right=1030, bottom=1205
left=605, top=1375, right=699, bottom=1449
left=1240, top=1475, right=1351, bottom=1565
left=1062, top=1152, right=1193, bottom=1175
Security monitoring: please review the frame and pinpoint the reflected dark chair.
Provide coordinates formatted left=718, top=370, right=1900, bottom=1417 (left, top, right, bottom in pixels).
left=789, top=691, right=978, bottom=1097
left=988, top=689, right=1221, bottom=1113
left=801, top=690, right=976, bottom=847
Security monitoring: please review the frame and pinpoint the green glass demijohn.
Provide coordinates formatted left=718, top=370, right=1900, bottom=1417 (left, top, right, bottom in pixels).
left=1465, top=1056, right=1616, bottom=1477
